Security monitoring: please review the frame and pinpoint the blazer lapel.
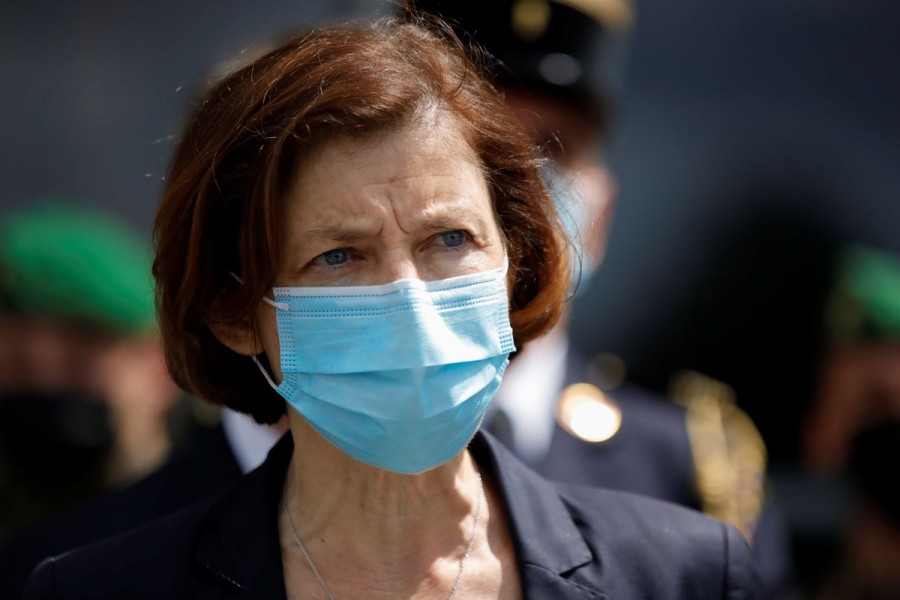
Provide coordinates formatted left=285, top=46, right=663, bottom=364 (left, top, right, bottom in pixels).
left=471, top=432, right=609, bottom=599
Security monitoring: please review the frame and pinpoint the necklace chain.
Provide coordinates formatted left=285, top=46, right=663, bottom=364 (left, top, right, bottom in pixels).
left=448, top=471, right=484, bottom=600
left=284, top=471, right=484, bottom=600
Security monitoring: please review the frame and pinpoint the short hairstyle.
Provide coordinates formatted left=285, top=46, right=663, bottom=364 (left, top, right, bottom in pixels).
left=153, top=17, right=570, bottom=423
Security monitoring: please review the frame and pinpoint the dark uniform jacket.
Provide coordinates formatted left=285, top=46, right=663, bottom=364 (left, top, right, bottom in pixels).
left=524, top=352, right=793, bottom=596
left=537, top=380, right=699, bottom=506
left=23, top=431, right=762, bottom=599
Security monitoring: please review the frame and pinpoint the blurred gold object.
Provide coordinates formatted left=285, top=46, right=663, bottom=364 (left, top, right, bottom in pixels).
left=556, top=383, right=622, bottom=442
left=556, top=0, right=634, bottom=29
left=512, top=0, right=552, bottom=41
left=512, top=0, right=634, bottom=42
left=670, top=370, right=767, bottom=542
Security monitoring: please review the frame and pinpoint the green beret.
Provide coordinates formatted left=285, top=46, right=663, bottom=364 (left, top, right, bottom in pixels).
left=0, top=203, right=156, bottom=335
left=828, top=245, right=900, bottom=344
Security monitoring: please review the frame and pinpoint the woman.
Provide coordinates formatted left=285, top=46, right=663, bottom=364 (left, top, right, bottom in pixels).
left=23, top=18, right=761, bottom=599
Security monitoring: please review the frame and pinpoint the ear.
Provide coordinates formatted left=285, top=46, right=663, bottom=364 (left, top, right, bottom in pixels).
left=209, top=318, right=261, bottom=357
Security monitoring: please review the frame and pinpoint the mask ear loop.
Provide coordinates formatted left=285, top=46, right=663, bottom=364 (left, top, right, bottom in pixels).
left=229, top=272, right=285, bottom=391
left=251, top=355, right=280, bottom=392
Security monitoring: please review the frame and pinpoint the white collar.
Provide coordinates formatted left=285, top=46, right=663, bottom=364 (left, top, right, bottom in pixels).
left=490, top=327, right=569, bottom=465
left=221, top=408, right=282, bottom=474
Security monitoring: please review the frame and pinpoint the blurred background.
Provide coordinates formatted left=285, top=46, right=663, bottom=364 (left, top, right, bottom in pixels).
left=1, top=0, right=898, bottom=597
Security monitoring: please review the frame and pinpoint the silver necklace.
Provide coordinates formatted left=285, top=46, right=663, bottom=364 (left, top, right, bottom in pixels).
left=283, top=471, right=484, bottom=600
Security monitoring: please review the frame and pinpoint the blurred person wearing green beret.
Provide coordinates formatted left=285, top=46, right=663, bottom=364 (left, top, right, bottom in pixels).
left=0, top=205, right=286, bottom=599
left=804, top=245, right=900, bottom=599
left=0, top=203, right=181, bottom=541
left=805, top=245, right=900, bottom=473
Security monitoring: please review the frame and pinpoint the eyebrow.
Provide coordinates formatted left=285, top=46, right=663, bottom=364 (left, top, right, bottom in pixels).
left=302, top=225, right=380, bottom=244
left=300, top=207, right=485, bottom=244
left=414, top=204, right=488, bottom=231
left=417, top=216, right=482, bottom=233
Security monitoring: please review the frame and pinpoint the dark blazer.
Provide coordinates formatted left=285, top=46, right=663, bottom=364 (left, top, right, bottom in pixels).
left=23, top=431, right=762, bottom=599
left=2, top=425, right=242, bottom=600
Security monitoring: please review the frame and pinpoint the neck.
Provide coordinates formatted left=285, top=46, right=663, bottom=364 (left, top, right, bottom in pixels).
left=282, top=414, right=483, bottom=586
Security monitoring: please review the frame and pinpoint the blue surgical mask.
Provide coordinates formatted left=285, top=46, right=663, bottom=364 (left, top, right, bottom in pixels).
left=542, top=164, right=597, bottom=296
left=254, top=264, right=515, bottom=474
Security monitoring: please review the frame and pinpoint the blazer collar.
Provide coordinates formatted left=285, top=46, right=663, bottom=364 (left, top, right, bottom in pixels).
left=471, top=432, right=594, bottom=575
left=195, top=431, right=602, bottom=598
left=472, top=433, right=606, bottom=598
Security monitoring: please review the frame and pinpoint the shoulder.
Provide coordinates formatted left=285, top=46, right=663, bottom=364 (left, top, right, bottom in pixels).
left=540, top=380, right=698, bottom=504
left=557, top=483, right=762, bottom=598
left=610, top=383, right=687, bottom=420
left=563, top=353, right=688, bottom=437
left=21, top=497, right=219, bottom=600
left=598, top=383, right=693, bottom=458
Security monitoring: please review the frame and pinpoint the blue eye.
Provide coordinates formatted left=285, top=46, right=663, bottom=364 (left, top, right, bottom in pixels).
left=320, top=249, right=349, bottom=266
left=439, top=231, right=467, bottom=248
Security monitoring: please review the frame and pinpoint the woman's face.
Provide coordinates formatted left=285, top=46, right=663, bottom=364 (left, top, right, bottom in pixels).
left=256, top=118, right=507, bottom=381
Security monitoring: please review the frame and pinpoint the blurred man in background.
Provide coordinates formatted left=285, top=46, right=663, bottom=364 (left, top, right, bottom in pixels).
left=0, top=203, right=184, bottom=596
left=0, top=203, right=287, bottom=599
left=0, top=204, right=180, bottom=531
left=405, top=1, right=793, bottom=595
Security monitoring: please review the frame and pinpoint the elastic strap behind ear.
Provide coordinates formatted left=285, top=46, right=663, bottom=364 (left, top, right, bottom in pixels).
left=252, top=355, right=280, bottom=391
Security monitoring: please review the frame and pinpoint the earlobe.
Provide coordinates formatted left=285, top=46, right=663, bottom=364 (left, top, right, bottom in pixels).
left=209, top=319, right=260, bottom=357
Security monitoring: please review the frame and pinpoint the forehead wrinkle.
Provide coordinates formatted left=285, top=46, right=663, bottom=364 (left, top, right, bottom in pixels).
left=390, top=189, right=491, bottom=235
left=285, top=156, right=391, bottom=227
left=283, top=196, right=387, bottom=253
